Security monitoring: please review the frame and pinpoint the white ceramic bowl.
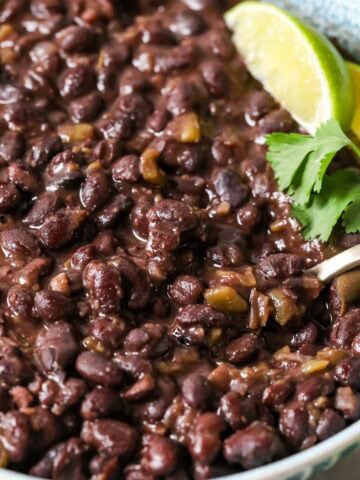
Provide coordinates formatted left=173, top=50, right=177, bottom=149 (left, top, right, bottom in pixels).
left=0, top=418, right=359, bottom=480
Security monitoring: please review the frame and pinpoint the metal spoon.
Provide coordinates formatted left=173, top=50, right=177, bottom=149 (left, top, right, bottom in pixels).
left=307, top=244, right=360, bottom=282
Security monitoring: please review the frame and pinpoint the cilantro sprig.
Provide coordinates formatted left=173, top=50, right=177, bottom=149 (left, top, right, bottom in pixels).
left=265, top=120, right=360, bottom=241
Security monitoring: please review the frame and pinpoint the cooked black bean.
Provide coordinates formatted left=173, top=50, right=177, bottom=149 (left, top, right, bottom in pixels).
left=168, top=274, right=204, bottom=306
left=80, top=170, right=112, bottom=212
left=83, top=260, right=122, bottom=314
left=69, top=92, right=104, bottom=123
left=0, top=227, right=39, bottom=259
left=81, top=419, right=137, bottom=456
left=34, top=289, right=73, bottom=322
left=76, top=351, right=123, bottom=387
left=316, top=409, right=346, bottom=441
left=0, top=131, right=25, bottom=163
left=0, top=1, right=357, bottom=478
left=112, top=155, right=140, bottom=183
left=0, top=183, right=20, bottom=213
left=26, top=135, right=63, bottom=169
left=213, top=169, right=249, bottom=208
left=56, top=25, right=97, bottom=53
left=58, top=65, right=96, bottom=100
left=143, top=435, right=177, bottom=476
left=181, top=373, right=212, bottom=409
left=35, top=321, right=78, bottom=371
left=24, top=192, right=63, bottom=227
left=0, top=411, right=30, bottom=462
left=225, top=334, right=260, bottom=364
left=334, top=358, right=360, bottom=389
left=224, top=421, right=283, bottom=469
left=279, top=401, right=309, bottom=449
left=220, top=391, right=257, bottom=430
left=189, top=412, right=224, bottom=464
left=38, top=209, right=87, bottom=249
left=81, top=387, right=121, bottom=420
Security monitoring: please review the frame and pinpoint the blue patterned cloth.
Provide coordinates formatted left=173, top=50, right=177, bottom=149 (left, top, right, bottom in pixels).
left=266, top=0, right=360, bottom=62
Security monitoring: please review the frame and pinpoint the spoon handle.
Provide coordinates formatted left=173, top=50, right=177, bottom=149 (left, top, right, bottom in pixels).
left=307, top=244, right=360, bottom=282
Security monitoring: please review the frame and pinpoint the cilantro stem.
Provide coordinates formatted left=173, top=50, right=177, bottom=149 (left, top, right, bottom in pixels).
left=350, top=139, right=360, bottom=159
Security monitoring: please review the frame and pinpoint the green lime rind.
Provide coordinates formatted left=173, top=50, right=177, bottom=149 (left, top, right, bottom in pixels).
left=225, top=1, right=355, bottom=133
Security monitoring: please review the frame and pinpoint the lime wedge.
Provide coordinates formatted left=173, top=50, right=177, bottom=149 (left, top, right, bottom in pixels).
left=348, top=62, right=360, bottom=140
left=225, top=1, right=354, bottom=133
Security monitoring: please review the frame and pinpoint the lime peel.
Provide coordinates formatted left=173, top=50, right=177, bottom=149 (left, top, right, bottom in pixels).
left=225, top=1, right=354, bottom=133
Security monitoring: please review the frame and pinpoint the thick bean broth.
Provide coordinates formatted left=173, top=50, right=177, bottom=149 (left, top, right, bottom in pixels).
left=0, top=0, right=358, bottom=478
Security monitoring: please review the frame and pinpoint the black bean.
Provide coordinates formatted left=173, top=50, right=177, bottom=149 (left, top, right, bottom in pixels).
left=30, top=438, right=87, bottom=479
left=58, top=65, right=96, bottom=100
left=34, top=290, right=73, bottom=323
left=279, top=401, right=309, bottom=449
left=168, top=275, right=204, bottom=306
left=225, top=334, right=260, bottom=364
left=352, top=333, right=360, bottom=356
left=76, top=351, right=123, bottom=387
left=81, top=419, right=137, bottom=456
left=142, top=24, right=175, bottom=45
left=334, top=358, right=360, bottom=389
left=81, top=387, right=121, bottom=420
left=295, top=377, right=334, bottom=403
left=220, top=391, right=257, bottom=430
left=7, top=286, right=34, bottom=319
left=117, top=93, right=153, bottom=128
left=0, top=227, right=39, bottom=259
left=201, top=60, right=229, bottom=96
left=101, top=114, right=134, bottom=141
left=38, top=209, right=87, bottom=250
left=291, top=322, right=319, bottom=348
left=35, top=321, right=78, bottom=371
left=80, top=170, right=111, bottom=212
left=181, top=373, right=212, bottom=409
left=246, top=90, right=276, bottom=121
left=29, top=407, right=59, bottom=451
left=189, top=412, right=224, bottom=464
left=213, top=169, right=249, bottom=208
left=0, top=411, right=30, bottom=462
left=262, top=379, right=293, bottom=408
left=23, top=192, right=63, bottom=227
left=56, top=25, right=97, bottom=53
left=334, top=387, right=360, bottom=421
left=170, top=11, right=206, bottom=36
left=330, top=309, right=360, bottom=349
left=8, top=162, right=39, bottom=193
left=143, top=435, right=177, bottom=476
left=316, top=409, right=345, bottom=441
left=69, top=92, right=104, bottom=123
left=256, top=253, right=306, bottom=287
left=112, top=154, right=140, bottom=183
left=89, top=316, right=126, bottom=350
left=236, top=203, right=261, bottom=233
left=258, top=109, right=293, bottom=134
left=83, top=260, right=122, bottom=314
left=26, top=135, right=63, bottom=169
left=0, top=131, right=25, bottom=163
left=0, top=183, right=20, bottom=213
left=224, top=421, right=283, bottom=469
left=0, top=337, right=33, bottom=386
left=93, top=139, right=124, bottom=165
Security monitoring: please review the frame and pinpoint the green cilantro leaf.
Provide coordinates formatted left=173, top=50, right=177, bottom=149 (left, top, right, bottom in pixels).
left=292, top=170, right=360, bottom=241
left=265, top=119, right=360, bottom=242
left=266, top=119, right=360, bottom=206
left=343, top=199, right=360, bottom=233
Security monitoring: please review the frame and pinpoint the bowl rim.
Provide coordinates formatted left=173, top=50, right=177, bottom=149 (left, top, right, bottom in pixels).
left=0, top=419, right=359, bottom=480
